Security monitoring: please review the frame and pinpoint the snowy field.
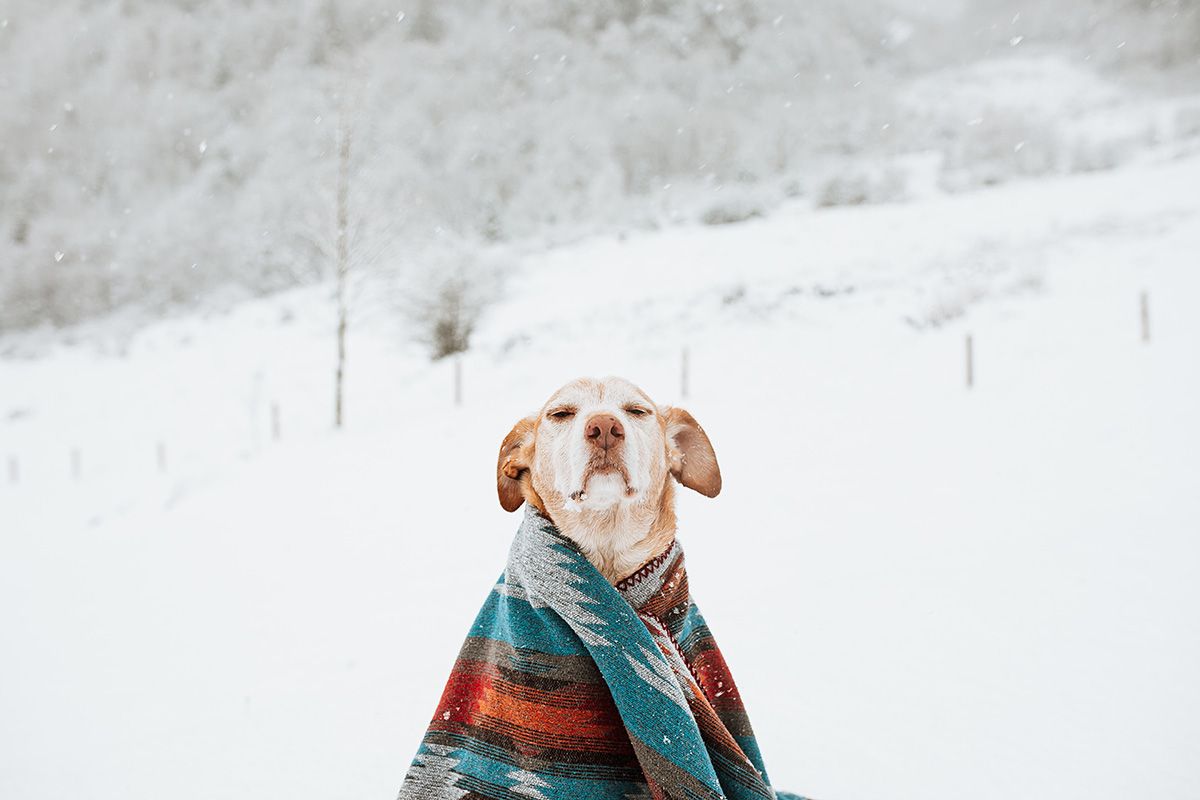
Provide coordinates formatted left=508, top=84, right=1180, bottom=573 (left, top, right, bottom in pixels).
left=3, top=148, right=1200, bottom=800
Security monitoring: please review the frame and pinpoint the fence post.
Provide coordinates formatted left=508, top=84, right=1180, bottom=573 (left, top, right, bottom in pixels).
left=157, top=441, right=167, bottom=474
left=71, top=447, right=81, bottom=480
left=681, top=347, right=690, bottom=400
left=454, top=356, right=463, bottom=407
left=6, top=456, right=16, bottom=485
left=1140, top=291, right=1150, bottom=343
left=965, top=334, right=974, bottom=389
left=271, top=402, right=281, bottom=442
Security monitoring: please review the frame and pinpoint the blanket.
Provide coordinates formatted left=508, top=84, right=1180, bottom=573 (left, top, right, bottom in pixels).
left=397, top=506, right=806, bottom=800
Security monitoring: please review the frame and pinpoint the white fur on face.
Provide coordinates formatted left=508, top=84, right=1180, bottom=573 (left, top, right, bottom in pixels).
left=532, top=377, right=665, bottom=513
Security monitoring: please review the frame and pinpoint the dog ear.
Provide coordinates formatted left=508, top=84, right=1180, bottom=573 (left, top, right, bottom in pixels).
left=663, top=407, right=722, bottom=498
left=497, top=416, right=536, bottom=512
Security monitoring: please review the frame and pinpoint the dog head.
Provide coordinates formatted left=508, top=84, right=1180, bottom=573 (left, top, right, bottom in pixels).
left=496, top=376, right=720, bottom=530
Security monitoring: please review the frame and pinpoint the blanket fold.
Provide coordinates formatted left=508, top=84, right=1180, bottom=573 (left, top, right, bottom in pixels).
left=397, top=506, right=806, bottom=800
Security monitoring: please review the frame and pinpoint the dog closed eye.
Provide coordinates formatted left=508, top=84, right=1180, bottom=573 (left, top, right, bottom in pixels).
left=547, top=407, right=576, bottom=420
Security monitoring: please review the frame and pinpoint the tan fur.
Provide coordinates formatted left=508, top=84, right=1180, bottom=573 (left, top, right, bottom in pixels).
left=496, top=377, right=720, bottom=583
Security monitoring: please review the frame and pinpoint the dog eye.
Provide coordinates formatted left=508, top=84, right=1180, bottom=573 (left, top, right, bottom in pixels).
left=625, top=407, right=650, bottom=417
left=548, top=409, right=576, bottom=420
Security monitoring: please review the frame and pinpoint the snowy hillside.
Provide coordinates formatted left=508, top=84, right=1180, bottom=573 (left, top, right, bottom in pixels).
left=3, top=144, right=1200, bottom=799
left=4, top=0, right=1198, bottom=329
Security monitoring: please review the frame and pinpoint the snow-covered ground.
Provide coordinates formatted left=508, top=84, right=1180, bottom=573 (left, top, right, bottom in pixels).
left=3, top=149, right=1199, bottom=800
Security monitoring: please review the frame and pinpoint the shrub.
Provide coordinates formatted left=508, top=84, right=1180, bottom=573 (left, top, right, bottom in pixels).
left=401, top=252, right=506, bottom=360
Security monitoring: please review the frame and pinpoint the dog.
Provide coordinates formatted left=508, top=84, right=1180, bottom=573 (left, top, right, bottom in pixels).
left=397, top=376, right=805, bottom=800
left=496, top=375, right=721, bottom=582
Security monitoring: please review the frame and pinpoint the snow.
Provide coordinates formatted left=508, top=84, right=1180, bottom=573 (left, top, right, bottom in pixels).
left=3, top=152, right=1200, bottom=800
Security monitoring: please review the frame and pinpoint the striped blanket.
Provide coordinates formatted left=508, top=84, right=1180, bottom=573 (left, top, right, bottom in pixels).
left=397, top=506, right=806, bottom=800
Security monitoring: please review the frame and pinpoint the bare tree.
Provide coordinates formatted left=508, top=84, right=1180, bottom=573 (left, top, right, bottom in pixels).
left=334, top=103, right=351, bottom=428
left=303, top=77, right=404, bottom=430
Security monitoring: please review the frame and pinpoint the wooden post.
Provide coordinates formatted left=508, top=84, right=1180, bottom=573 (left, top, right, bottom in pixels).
left=681, top=347, right=690, bottom=400
left=965, top=334, right=974, bottom=389
left=1140, top=291, right=1150, bottom=343
left=71, top=448, right=81, bottom=480
left=6, top=456, right=16, bottom=485
left=271, top=402, right=281, bottom=442
left=157, top=441, right=167, bottom=474
left=454, top=356, right=463, bottom=406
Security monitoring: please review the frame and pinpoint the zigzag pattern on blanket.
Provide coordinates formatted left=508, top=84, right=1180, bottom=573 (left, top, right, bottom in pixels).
left=397, top=506, right=807, bottom=800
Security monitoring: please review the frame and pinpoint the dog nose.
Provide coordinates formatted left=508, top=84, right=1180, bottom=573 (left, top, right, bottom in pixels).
left=584, top=414, right=624, bottom=450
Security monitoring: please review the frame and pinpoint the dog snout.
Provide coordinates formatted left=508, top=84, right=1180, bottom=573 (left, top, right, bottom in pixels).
left=584, top=414, right=624, bottom=450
